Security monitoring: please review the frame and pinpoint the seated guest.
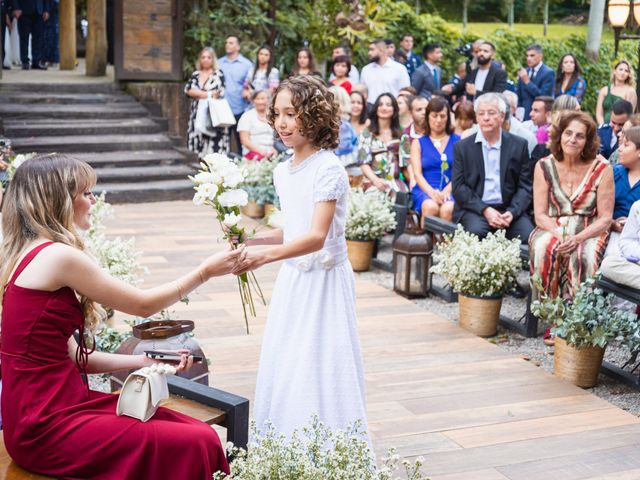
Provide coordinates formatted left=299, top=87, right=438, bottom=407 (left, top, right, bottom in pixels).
left=529, top=111, right=613, bottom=300
left=609, top=113, right=640, bottom=165
left=330, top=86, right=358, bottom=168
left=606, top=125, right=640, bottom=256
left=349, top=91, right=369, bottom=136
left=397, top=92, right=413, bottom=130
left=598, top=99, right=633, bottom=159
left=453, top=100, right=475, bottom=137
left=452, top=93, right=533, bottom=241
left=523, top=96, right=553, bottom=144
left=410, top=97, right=460, bottom=225
left=465, top=41, right=507, bottom=100
left=237, top=90, right=276, bottom=160
left=502, top=91, right=537, bottom=154
left=530, top=95, right=582, bottom=165
left=0, top=154, right=237, bottom=478
left=330, top=55, right=353, bottom=93
left=445, top=62, right=468, bottom=104
left=601, top=199, right=640, bottom=290
left=399, top=96, right=429, bottom=187
left=358, top=92, right=407, bottom=194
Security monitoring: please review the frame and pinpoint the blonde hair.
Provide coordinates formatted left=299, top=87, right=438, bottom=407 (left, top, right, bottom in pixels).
left=611, top=60, right=635, bottom=88
left=196, top=47, right=218, bottom=71
left=328, top=85, right=351, bottom=121
left=0, top=154, right=103, bottom=333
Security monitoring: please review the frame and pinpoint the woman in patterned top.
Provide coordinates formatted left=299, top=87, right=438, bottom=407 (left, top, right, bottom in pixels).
left=529, top=111, right=614, bottom=300
left=242, top=45, right=280, bottom=101
left=358, top=93, right=408, bottom=195
left=553, top=54, right=587, bottom=104
left=184, top=47, right=230, bottom=157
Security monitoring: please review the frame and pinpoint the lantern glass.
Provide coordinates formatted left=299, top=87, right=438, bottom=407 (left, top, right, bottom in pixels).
left=609, top=0, right=631, bottom=27
left=394, top=253, right=408, bottom=292
left=634, top=2, right=640, bottom=25
left=409, top=256, right=427, bottom=294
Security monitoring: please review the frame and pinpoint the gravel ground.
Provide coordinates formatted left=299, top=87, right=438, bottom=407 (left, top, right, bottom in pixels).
left=360, top=237, right=640, bottom=416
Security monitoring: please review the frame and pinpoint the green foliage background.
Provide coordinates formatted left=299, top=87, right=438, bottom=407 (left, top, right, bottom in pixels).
left=182, top=0, right=637, bottom=113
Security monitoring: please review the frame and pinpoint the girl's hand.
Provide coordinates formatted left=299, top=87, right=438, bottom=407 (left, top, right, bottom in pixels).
left=232, top=250, right=267, bottom=275
left=202, top=245, right=246, bottom=277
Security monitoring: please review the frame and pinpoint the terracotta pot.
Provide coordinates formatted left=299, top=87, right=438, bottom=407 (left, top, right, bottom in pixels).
left=554, top=337, right=605, bottom=388
left=346, top=239, right=375, bottom=272
left=241, top=200, right=265, bottom=219
left=264, top=203, right=277, bottom=217
left=458, top=294, right=502, bottom=337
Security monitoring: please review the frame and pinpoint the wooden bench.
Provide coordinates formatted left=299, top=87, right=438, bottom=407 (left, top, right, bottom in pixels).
left=422, top=215, right=540, bottom=337
left=595, top=276, right=640, bottom=391
left=0, top=376, right=248, bottom=479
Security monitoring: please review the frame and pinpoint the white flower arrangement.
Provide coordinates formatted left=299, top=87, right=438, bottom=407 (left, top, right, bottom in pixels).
left=238, top=157, right=280, bottom=206
left=189, top=153, right=265, bottom=334
left=431, top=226, right=522, bottom=298
left=213, top=415, right=428, bottom=480
left=345, top=189, right=397, bottom=241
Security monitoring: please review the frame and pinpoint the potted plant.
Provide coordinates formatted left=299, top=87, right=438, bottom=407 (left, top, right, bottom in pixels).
left=239, top=157, right=280, bottom=219
left=345, top=189, right=397, bottom=271
left=531, top=276, right=639, bottom=388
left=431, top=226, right=521, bottom=337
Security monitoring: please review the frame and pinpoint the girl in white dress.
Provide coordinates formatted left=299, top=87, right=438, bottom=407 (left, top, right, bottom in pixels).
left=236, top=76, right=369, bottom=439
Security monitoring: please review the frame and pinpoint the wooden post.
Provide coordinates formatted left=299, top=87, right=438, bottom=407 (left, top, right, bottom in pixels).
left=59, top=0, right=76, bottom=70
left=86, top=0, right=107, bottom=76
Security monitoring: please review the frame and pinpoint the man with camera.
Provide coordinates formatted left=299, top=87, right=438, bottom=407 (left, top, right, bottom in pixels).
left=464, top=41, right=507, bottom=101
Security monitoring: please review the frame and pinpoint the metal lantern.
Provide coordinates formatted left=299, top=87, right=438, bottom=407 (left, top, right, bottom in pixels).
left=392, top=219, right=433, bottom=298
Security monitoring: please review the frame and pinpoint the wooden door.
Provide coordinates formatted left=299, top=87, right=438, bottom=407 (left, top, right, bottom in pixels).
left=114, top=0, right=183, bottom=81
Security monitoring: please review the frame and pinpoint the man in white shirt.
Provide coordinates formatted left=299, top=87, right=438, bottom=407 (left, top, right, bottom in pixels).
left=360, top=39, right=410, bottom=106
left=601, top=199, right=640, bottom=290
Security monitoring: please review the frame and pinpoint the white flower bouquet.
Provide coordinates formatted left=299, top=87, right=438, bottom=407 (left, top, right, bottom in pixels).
left=213, top=415, right=428, bottom=480
left=345, top=189, right=397, bottom=241
left=189, top=153, right=264, bottom=334
left=431, top=226, right=522, bottom=298
left=239, top=157, right=280, bottom=206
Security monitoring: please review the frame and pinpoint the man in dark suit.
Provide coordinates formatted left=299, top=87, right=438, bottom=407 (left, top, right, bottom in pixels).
left=452, top=93, right=534, bottom=242
left=411, top=43, right=443, bottom=100
left=516, top=44, right=554, bottom=121
left=12, top=0, right=49, bottom=70
left=598, top=99, right=632, bottom=159
left=1, top=0, right=11, bottom=70
left=465, top=41, right=507, bottom=100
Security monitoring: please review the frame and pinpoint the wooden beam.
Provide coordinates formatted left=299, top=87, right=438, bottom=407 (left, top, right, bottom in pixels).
left=59, top=0, right=76, bottom=70
left=86, top=0, right=107, bottom=76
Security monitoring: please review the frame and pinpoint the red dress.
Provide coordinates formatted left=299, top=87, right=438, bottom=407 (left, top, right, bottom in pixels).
left=1, top=242, right=230, bottom=479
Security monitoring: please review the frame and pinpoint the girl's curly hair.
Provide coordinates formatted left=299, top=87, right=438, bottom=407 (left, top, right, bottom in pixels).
left=267, top=75, right=340, bottom=150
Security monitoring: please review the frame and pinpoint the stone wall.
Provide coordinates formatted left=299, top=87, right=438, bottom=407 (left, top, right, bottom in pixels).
left=124, top=82, right=190, bottom=142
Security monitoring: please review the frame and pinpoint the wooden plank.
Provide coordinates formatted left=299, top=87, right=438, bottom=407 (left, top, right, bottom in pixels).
left=430, top=469, right=511, bottom=480
left=162, top=397, right=225, bottom=425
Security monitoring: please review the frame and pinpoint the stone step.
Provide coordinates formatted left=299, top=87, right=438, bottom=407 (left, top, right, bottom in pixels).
left=3, top=118, right=163, bottom=137
left=0, top=103, right=148, bottom=120
left=0, top=91, right=137, bottom=105
left=96, top=179, right=195, bottom=203
left=0, top=82, right=118, bottom=94
left=74, top=149, right=190, bottom=168
left=94, top=164, right=195, bottom=183
left=11, top=133, right=173, bottom=153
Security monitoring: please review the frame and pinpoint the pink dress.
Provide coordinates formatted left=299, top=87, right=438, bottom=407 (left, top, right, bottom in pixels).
left=1, top=242, right=229, bottom=479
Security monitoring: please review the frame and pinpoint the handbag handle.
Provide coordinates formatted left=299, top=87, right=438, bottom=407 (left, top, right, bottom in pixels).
left=133, top=320, right=195, bottom=340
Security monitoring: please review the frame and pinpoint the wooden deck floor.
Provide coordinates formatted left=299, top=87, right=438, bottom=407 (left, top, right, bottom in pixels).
left=107, top=201, right=640, bottom=480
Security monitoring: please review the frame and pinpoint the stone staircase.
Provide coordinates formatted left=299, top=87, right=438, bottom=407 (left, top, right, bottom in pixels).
left=0, top=82, right=196, bottom=203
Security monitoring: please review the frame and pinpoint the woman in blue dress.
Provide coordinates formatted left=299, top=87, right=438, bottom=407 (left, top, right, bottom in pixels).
left=410, top=96, right=460, bottom=226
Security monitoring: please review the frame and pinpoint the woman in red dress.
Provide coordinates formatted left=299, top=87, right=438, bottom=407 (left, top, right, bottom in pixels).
left=0, top=154, right=244, bottom=479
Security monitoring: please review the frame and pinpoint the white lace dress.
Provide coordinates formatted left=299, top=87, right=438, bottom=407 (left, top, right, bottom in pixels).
left=253, top=149, right=369, bottom=439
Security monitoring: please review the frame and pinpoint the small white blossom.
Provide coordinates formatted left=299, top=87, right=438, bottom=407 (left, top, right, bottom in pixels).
left=196, top=182, right=218, bottom=200
left=192, top=191, right=206, bottom=206
left=222, top=212, right=241, bottom=227
left=218, top=189, right=249, bottom=207
left=192, top=171, right=216, bottom=185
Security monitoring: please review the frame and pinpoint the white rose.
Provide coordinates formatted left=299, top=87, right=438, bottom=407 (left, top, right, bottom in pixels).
left=193, top=171, right=216, bottom=185
left=218, top=189, right=249, bottom=207
left=222, top=212, right=242, bottom=227
left=211, top=171, right=224, bottom=185
left=196, top=183, right=218, bottom=200
left=221, top=163, right=244, bottom=188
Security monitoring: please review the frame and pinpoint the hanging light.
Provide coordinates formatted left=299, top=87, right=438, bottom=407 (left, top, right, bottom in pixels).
left=634, top=0, right=640, bottom=25
left=609, top=0, right=631, bottom=27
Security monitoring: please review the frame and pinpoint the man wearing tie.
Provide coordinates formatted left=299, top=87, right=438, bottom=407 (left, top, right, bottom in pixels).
left=411, top=43, right=443, bottom=100
left=516, top=44, right=554, bottom=121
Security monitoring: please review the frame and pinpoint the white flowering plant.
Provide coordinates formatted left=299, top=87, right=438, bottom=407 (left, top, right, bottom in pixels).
left=213, top=415, right=428, bottom=480
left=431, top=226, right=522, bottom=298
left=345, top=189, right=397, bottom=241
left=189, top=153, right=265, bottom=334
left=239, top=156, right=280, bottom=206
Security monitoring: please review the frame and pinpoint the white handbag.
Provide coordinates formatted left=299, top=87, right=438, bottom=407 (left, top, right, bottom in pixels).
left=195, top=99, right=217, bottom=136
left=208, top=97, right=236, bottom=128
left=116, top=363, right=176, bottom=422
